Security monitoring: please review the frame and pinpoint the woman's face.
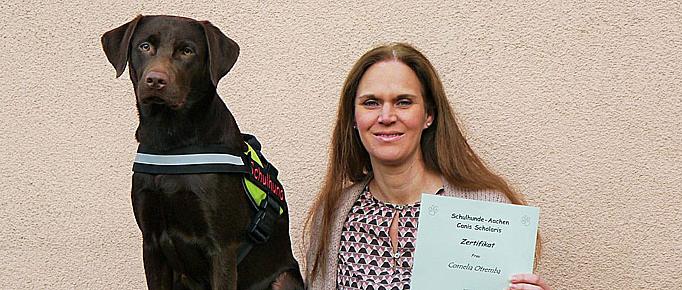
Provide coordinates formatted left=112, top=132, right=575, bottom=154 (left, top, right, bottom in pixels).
left=354, top=60, right=432, bottom=167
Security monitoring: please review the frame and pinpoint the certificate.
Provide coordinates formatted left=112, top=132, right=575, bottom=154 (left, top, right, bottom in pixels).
left=411, top=194, right=539, bottom=290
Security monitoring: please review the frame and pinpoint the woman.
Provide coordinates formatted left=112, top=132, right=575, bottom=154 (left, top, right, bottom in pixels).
left=304, top=43, right=550, bottom=290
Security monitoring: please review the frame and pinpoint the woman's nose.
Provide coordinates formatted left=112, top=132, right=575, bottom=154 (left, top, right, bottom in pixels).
left=377, top=105, right=397, bottom=124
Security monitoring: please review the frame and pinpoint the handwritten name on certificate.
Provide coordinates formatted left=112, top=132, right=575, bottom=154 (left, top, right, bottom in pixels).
left=411, top=194, right=539, bottom=290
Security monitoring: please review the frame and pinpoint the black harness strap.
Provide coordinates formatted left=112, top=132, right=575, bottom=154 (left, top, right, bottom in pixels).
left=132, top=134, right=287, bottom=265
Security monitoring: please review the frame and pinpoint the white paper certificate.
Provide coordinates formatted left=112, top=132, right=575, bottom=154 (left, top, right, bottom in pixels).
left=410, top=194, right=540, bottom=290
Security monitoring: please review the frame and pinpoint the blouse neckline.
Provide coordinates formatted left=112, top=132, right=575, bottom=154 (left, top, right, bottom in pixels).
left=364, top=184, right=444, bottom=208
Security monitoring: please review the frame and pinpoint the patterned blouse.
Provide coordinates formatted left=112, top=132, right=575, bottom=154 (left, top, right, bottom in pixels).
left=337, top=186, right=443, bottom=290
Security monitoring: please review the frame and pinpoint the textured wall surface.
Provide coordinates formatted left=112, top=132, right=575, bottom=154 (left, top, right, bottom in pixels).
left=1, top=1, right=680, bottom=289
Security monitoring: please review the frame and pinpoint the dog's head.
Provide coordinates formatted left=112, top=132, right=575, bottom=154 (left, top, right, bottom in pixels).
left=101, top=15, right=239, bottom=110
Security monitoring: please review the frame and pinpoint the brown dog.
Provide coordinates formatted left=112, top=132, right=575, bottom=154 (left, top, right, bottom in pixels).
left=102, top=15, right=304, bottom=290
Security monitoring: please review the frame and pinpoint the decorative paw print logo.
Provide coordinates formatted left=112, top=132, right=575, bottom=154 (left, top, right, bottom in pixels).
left=521, top=215, right=531, bottom=226
left=428, top=204, right=439, bottom=216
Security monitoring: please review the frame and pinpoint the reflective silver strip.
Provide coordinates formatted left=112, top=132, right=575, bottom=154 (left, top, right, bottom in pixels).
left=134, top=153, right=244, bottom=166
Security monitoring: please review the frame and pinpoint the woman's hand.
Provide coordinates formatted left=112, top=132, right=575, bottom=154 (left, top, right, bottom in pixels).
left=508, top=273, right=551, bottom=290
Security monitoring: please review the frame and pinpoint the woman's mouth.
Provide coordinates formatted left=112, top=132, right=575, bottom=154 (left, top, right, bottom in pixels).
left=373, top=132, right=404, bottom=142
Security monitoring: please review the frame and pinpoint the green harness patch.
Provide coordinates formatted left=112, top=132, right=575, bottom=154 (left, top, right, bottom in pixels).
left=243, top=143, right=284, bottom=215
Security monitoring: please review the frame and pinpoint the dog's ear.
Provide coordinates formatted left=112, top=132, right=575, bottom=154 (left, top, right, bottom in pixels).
left=101, top=15, right=143, bottom=78
left=200, top=21, right=240, bottom=86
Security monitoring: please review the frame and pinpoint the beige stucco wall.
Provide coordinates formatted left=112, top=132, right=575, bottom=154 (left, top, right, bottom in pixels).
left=1, top=0, right=680, bottom=289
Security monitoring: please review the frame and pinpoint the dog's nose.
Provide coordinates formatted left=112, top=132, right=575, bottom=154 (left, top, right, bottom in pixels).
left=145, top=71, right=169, bottom=90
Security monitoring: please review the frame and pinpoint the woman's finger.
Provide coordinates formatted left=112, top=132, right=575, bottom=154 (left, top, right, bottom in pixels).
left=508, top=283, right=543, bottom=290
left=510, top=273, right=551, bottom=290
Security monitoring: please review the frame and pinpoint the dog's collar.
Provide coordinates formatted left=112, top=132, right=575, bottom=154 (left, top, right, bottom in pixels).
left=132, top=134, right=287, bottom=251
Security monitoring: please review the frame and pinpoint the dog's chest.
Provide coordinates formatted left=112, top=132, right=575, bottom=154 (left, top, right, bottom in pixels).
left=132, top=174, right=220, bottom=234
left=149, top=174, right=205, bottom=194
left=140, top=174, right=213, bottom=202
left=132, top=172, right=247, bottom=229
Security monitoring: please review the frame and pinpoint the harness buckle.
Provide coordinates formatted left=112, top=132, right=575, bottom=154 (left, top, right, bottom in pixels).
left=247, top=196, right=278, bottom=244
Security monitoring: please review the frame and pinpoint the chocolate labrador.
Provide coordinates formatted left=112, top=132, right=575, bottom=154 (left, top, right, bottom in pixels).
left=101, top=15, right=304, bottom=290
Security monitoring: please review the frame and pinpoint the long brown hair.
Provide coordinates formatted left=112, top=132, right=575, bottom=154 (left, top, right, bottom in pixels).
left=304, top=43, right=538, bottom=280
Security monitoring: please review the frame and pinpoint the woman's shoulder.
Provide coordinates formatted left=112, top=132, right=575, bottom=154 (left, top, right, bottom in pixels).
left=308, top=182, right=367, bottom=233
left=342, top=182, right=367, bottom=197
left=442, top=181, right=511, bottom=204
left=305, top=181, right=368, bottom=282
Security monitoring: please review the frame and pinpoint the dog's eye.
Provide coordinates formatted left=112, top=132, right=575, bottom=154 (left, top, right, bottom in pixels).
left=181, top=47, right=194, bottom=55
left=139, top=42, right=151, bottom=51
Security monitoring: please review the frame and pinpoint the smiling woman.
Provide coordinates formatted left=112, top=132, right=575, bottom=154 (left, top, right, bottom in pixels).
left=304, top=43, right=550, bottom=290
left=354, top=60, right=433, bottom=172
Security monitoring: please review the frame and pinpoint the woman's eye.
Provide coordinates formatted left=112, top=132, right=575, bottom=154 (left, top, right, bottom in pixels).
left=182, top=47, right=194, bottom=55
left=397, top=99, right=413, bottom=106
left=363, top=100, right=379, bottom=107
left=139, top=42, right=151, bottom=51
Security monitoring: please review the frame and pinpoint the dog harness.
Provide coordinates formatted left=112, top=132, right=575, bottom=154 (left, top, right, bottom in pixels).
left=132, top=134, right=287, bottom=263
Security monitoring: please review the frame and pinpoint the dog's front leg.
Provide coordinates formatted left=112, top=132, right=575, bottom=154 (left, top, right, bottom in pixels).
left=210, top=245, right=239, bottom=290
left=142, top=240, right=173, bottom=290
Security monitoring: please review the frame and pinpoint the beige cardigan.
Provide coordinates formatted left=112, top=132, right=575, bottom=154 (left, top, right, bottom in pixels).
left=305, top=180, right=511, bottom=290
